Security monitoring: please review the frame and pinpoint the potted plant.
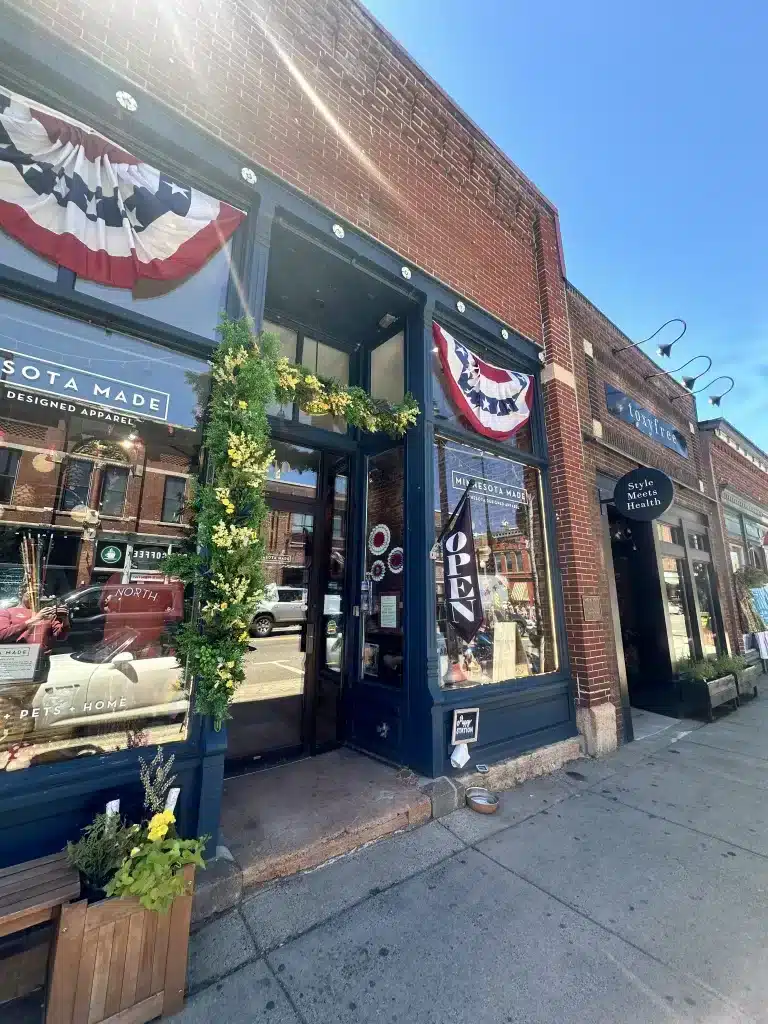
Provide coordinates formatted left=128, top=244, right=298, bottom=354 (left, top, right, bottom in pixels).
left=65, top=810, right=139, bottom=903
left=49, top=750, right=207, bottom=1023
left=677, top=656, right=739, bottom=721
left=718, top=653, right=761, bottom=701
left=105, top=808, right=206, bottom=911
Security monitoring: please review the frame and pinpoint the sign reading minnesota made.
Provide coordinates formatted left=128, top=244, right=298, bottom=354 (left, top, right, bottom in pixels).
left=605, top=384, right=688, bottom=459
left=614, top=468, right=674, bottom=521
left=1, top=349, right=170, bottom=421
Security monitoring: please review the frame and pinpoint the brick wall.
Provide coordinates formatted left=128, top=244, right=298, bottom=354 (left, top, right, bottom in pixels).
left=567, top=284, right=742, bottom=735
left=11, top=0, right=613, bottom=723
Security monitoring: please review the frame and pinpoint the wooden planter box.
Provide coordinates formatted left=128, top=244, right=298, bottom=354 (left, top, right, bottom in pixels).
left=680, top=674, right=738, bottom=721
left=46, top=864, right=194, bottom=1024
left=735, top=663, right=761, bottom=701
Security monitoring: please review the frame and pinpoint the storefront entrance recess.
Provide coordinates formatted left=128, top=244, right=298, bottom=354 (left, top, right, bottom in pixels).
left=226, top=446, right=348, bottom=771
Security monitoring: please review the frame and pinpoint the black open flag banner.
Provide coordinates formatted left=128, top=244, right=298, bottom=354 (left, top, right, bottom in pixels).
left=441, top=491, right=483, bottom=643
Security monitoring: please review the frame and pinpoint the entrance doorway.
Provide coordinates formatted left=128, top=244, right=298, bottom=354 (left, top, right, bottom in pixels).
left=226, top=445, right=349, bottom=771
left=608, top=507, right=671, bottom=713
left=601, top=482, right=726, bottom=731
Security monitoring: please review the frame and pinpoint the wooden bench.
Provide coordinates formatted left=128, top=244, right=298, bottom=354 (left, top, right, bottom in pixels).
left=0, top=851, right=79, bottom=941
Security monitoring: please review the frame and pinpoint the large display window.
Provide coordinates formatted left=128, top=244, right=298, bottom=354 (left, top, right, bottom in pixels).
left=433, top=436, right=557, bottom=688
left=0, top=297, right=209, bottom=770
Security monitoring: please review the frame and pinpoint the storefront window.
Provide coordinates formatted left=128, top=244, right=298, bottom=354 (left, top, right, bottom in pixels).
left=0, top=307, right=209, bottom=771
left=264, top=320, right=299, bottom=419
left=266, top=442, right=320, bottom=500
left=692, top=561, right=719, bottom=657
left=657, top=522, right=684, bottom=546
left=433, top=437, right=557, bottom=687
left=730, top=543, right=745, bottom=571
left=362, top=449, right=404, bottom=687
left=299, top=338, right=349, bottom=433
left=75, top=243, right=233, bottom=340
left=370, top=332, right=404, bottom=405
left=432, top=339, right=532, bottom=454
left=0, top=229, right=59, bottom=282
left=688, top=532, right=709, bottom=552
left=662, top=556, right=695, bottom=665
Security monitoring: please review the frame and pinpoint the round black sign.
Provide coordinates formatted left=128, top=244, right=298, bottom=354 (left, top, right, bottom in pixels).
left=613, top=468, right=674, bottom=521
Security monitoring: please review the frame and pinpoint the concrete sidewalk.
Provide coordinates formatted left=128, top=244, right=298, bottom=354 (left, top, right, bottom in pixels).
left=174, top=701, right=768, bottom=1023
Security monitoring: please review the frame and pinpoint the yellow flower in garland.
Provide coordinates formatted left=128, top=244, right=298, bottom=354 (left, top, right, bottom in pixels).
left=215, top=487, right=235, bottom=515
left=326, top=391, right=352, bottom=417
left=212, top=346, right=247, bottom=383
left=275, top=357, right=301, bottom=392
left=211, top=521, right=261, bottom=550
left=227, top=432, right=274, bottom=486
left=147, top=809, right=175, bottom=842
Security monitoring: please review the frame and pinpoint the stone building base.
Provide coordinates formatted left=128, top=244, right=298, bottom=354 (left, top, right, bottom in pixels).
left=576, top=703, right=619, bottom=756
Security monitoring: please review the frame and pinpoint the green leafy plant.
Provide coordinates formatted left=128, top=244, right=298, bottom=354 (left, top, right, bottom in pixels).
left=66, top=813, right=140, bottom=891
left=677, top=654, right=747, bottom=682
left=712, top=654, right=747, bottom=676
left=105, top=810, right=207, bottom=913
left=163, top=315, right=420, bottom=728
left=676, top=657, right=720, bottom=683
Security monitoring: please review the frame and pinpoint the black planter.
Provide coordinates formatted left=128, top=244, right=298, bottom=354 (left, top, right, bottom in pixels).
left=78, top=875, right=108, bottom=904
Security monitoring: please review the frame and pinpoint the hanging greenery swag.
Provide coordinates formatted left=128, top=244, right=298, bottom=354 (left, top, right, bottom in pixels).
left=164, top=315, right=420, bottom=728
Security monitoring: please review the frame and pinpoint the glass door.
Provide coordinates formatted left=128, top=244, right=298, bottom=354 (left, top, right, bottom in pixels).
left=226, top=501, right=315, bottom=766
left=225, top=442, right=351, bottom=769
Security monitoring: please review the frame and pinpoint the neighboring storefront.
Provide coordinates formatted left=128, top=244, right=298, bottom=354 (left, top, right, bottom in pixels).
left=568, top=285, right=730, bottom=738
left=699, top=420, right=768, bottom=654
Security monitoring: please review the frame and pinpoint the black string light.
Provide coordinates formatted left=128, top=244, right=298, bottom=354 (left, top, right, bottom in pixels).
left=612, top=318, right=687, bottom=356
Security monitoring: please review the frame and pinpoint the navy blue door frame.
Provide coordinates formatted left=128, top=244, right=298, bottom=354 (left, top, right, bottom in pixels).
left=0, top=6, right=577, bottom=867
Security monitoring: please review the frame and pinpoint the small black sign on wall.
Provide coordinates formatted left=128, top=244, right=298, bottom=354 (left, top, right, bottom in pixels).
left=613, top=468, right=674, bottom=522
left=451, top=708, right=480, bottom=744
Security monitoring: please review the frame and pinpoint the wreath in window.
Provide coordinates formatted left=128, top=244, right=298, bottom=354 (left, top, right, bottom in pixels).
left=164, top=315, right=420, bottom=728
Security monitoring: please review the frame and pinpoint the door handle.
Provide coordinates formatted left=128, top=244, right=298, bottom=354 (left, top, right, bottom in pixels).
left=306, top=624, right=314, bottom=654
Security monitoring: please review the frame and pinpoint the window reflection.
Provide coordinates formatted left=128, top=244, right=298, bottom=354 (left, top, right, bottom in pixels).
left=266, top=442, right=319, bottom=500
left=370, top=332, right=404, bottom=405
left=433, top=437, right=556, bottom=687
left=692, top=561, right=719, bottom=657
left=0, top=326, right=207, bottom=770
left=662, top=556, right=695, bottom=665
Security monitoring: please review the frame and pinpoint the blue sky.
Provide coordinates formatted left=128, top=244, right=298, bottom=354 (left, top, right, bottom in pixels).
left=364, top=0, right=768, bottom=450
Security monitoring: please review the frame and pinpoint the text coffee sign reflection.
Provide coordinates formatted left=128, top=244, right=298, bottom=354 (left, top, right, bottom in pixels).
left=613, top=467, right=674, bottom=522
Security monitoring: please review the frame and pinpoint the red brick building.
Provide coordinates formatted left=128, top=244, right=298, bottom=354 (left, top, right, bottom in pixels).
left=6, top=0, right=614, bottom=755
left=568, top=284, right=746, bottom=738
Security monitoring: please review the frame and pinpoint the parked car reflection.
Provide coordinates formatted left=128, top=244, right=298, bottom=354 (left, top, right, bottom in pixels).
left=31, top=629, right=187, bottom=730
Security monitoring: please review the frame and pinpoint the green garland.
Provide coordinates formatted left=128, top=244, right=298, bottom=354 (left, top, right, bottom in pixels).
left=165, top=315, right=419, bottom=728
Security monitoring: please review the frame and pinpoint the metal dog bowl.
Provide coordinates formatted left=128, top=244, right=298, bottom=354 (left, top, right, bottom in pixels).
left=466, top=787, right=499, bottom=814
